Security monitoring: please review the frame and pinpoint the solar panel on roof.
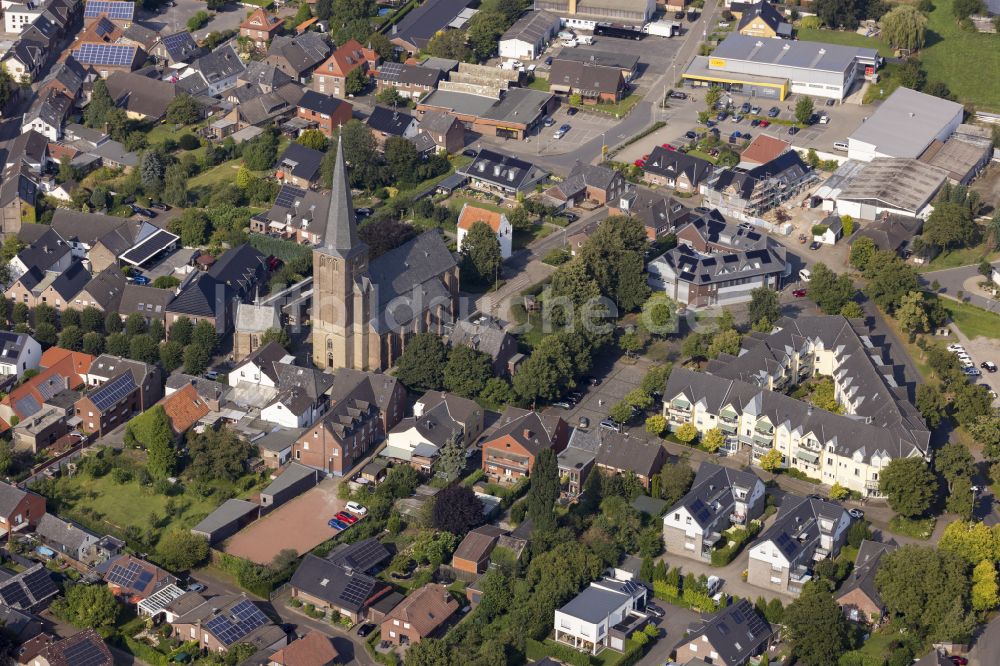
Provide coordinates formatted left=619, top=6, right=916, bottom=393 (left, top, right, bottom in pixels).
left=135, top=571, right=154, bottom=591
left=84, top=0, right=133, bottom=19
left=0, top=581, right=29, bottom=609
left=36, top=375, right=65, bottom=401
left=22, top=568, right=57, bottom=600
left=205, top=600, right=268, bottom=645
left=746, top=609, right=768, bottom=636
left=63, top=637, right=110, bottom=666
left=72, top=43, right=137, bottom=66
left=14, top=395, right=40, bottom=417
left=162, top=32, right=194, bottom=56
left=95, top=18, right=116, bottom=36
left=275, top=183, right=306, bottom=208
left=90, top=372, right=137, bottom=412
left=121, top=229, right=179, bottom=265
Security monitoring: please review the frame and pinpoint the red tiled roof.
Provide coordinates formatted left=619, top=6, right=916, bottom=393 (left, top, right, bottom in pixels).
left=458, top=204, right=505, bottom=233
left=158, top=383, right=209, bottom=435
left=269, top=631, right=339, bottom=666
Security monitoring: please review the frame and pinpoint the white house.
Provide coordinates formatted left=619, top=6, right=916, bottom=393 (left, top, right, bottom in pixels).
left=456, top=203, right=512, bottom=260
left=812, top=213, right=844, bottom=245
left=554, top=577, right=647, bottom=655
left=228, top=342, right=292, bottom=390
left=232, top=342, right=334, bottom=429
left=0, top=332, right=41, bottom=376
left=381, top=391, right=484, bottom=471
left=3, top=2, right=42, bottom=33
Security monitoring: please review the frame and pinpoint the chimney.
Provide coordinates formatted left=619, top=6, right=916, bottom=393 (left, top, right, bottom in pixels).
left=523, top=429, right=534, bottom=438
left=414, top=401, right=425, bottom=418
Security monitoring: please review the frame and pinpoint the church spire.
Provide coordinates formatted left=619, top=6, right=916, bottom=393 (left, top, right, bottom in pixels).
left=320, top=136, right=365, bottom=258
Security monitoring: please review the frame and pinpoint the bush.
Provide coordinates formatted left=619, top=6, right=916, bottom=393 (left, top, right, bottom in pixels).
left=710, top=521, right=762, bottom=566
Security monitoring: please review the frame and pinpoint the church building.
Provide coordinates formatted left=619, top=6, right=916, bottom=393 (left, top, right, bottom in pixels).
left=311, top=140, right=459, bottom=371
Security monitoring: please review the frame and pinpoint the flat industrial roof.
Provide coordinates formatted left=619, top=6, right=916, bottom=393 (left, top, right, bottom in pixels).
left=849, top=87, right=964, bottom=158
left=837, top=158, right=947, bottom=213
left=419, top=87, right=552, bottom=126
left=711, top=33, right=878, bottom=72
left=684, top=56, right=788, bottom=87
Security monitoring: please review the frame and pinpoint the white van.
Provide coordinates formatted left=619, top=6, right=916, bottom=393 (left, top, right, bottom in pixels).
left=799, top=268, right=812, bottom=282
left=706, top=575, right=722, bottom=595
left=833, top=141, right=849, bottom=152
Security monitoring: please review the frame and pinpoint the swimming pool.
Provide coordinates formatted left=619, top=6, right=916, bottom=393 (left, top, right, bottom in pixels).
left=36, top=546, right=55, bottom=558
left=378, top=7, right=391, bottom=15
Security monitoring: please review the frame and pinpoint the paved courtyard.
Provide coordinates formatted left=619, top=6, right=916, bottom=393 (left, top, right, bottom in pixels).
left=225, top=478, right=345, bottom=565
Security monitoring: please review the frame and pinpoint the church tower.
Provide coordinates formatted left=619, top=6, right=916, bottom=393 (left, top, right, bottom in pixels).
left=311, top=138, right=371, bottom=370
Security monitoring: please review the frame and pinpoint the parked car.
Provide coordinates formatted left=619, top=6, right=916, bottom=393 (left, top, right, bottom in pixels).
left=187, top=582, right=206, bottom=593
left=335, top=511, right=358, bottom=524
left=204, top=370, right=219, bottom=381
left=759, top=120, right=770, bottom=128
left=562, top=211, right=579, bottom=222
left=981, top=361, right=998, bottom=372
left=462, top=149, right=477, bottom=157
left=599, top=418, right=622, bottom=432
left=669, top=91, right=687, bottom=100
left=586, top=376, right=601, bottom=386
left=685, top=130, right=698, bottom=139
left=358, top=624, right=377, bottom=637
left=132, top=275, right=150, bottom=286
left=328, top=518, right=348, bottom=530
left=826, top=98, right=836, bottom=106
left=566, top=107, right=578, bottom=116
left=706, top=576, right=723, bottom=595
left=661, top=143, right=675, bottom=150
left=767, top=106, right=780, bottom=117
left=848, top=508, right=864, bottom=520
left=809, top=241, right=821, bottom=250
left=543, top=117, right=555, bottom=127
left=964, top=367, right=982, bottom=376
left=948, top=344, right=966, bottom=352
left=751, top=106, right=762, bottom=115
left=634, top=159, right=645, bottom=167
left=740, top=102, right=751, bottom=114
left=950, top=657, right=968, bottom=666
left=793, top=288, right=807, bottom=297
left=716, top=111, right=727, bottom=121
left=149, top=202, right=170, bottom=211
left=788, top=126, right=800, bottom=135
left=674, top=10, right=685, bottom=18
left=645, top=604, right=665, bottom=618
left=552, top=401, right=573, bottom=409
left=345, top=501, right=368, bottom=516
left=544, top=56, right=553, bottom=66
left=750, top=118, right=760, bottom=127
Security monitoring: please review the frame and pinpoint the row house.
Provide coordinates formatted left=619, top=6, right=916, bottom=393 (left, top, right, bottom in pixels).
left=376, top=62, right=443, bottom=101
left=240, top=8, right=283, bottom=49
left=313, top=39, right=379, bottom=98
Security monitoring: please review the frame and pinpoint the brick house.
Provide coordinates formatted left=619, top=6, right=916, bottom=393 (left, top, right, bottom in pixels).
left=546, top=162, right=625, bottom=206
left=642, top=147, right=713, bottom=192
left=0, top=482, right=45, bottom=535
left=481, top=407, right=569, bottom=484
left=376, top=63, right=443, bottom=101
left=169, top=594, right=288, bottom=656
left=74, top=371, right=141, bottom=438
left=674, top=599, right=773, bottom=666
left=548, top=60, right=625, bottom=103
left=296, top=90, right=353, bottom=137
left=451, top=525, right=504, bottom=577
left=836, top=540, right=898, bottom=625
left=240, top=8, right=284, bottom=49
left=313, top=39, right=378, bottom=98
left=417, top=110, right=464, bottom=154
left=291, top=370, right=406, bottom=475
left=380, top=583, right=458, bottom=646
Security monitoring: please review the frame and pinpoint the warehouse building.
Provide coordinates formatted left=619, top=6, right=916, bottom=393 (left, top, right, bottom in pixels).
left=499, top=10, right=561, bottom=60
left=416, top=87, right=555, bottom=140
left=832, top=158, right=947, bottom=221
left=682, top=34, right=880, bottom=101
left=847, top=87, right=964, bottom=162
left=533, top=0, right=656, bottom=29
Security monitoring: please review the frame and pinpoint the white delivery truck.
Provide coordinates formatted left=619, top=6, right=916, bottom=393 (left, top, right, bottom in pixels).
left=642, top=20, right=679, bottom=37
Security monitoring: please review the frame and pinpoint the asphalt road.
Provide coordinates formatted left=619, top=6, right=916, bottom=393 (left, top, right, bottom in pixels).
left=919, top=260, right=1000, bottom=312
left=969, top=612, right=1000, bottom=666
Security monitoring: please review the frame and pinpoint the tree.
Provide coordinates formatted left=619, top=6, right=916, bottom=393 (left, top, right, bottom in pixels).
left=345, top=66, right=368, bottom=96
left=808, top=263, right=855, bottom=314
left=578, top=215, right=649, bottom=312
left=702, top=428, right=725, bottom=453
left=707, top=329, right=742, bottom=358
left=972, top=560, right=1000, bottom=612
left=609, top=401, right=633, bottom=425
left=527, top=448, right=559, bottom=533
left=183, top=344, right=210, bottom=376
left=794, top=96, right=814, bottom=125
left=396, top=333, right=447, bottom=391
left=192, top=320, right=218, bottom=353
left=705, top=86, right=722, bottom=109
left=340, top=119, right=383, bottom=190
left=759, top=448, right=784, bottom=471
left=953, top=0, right=985, bottom=19
left=839, top=301, right=863, bottom=318
left=82, top=332, right=104, bottom=356
left=57, top=326, right=83, bottom=351
left=53, top=584, right=119, bottom=628
left=896, top=290, right=931, bottom=339
left=375, top=86, right=405, bottom=108
left=34, top=322, right=57, bottom=347
left=645, top=415, right=667, bottom=436
left=435, top=432, right=466, bottom=482
left=444, top=344, right=492, bottom=398
left=140, top=151, right=166, bottom=195
left=923, top=202, right=977, bottom=252
left=865, top=253, right=919, bottom=313
left=466, top=10, right=507, bottom=60
left=462, top=220, right=503, bottom=285
left=915, top=384, right=946, bottom=429
left=162, top=164, right=188, bottom=208
left=619, top=331, right=642, bottom=357
left=952, top=382, right=993, bottom=426
left=480, top=377, right=513, bottom=406
left=939, top=520, right=997, bottom=565
left=784, top=584, right=853, bottom=666
left=170, top=316, right=193, bottom=345
left=748, top=287, right=781, bottom=330
left=166, top=94, right=201, bottom=125
left=124, top=405, right=176, bottom=477
left=384, top=136, right=421, bottom=187
left=105, top=332, right=129, bottom=356
left=641, top=364, right=672, bottom=397
left=431, top=484, right=484, bottom=536
left=674, top=423, right=698, bottom=444
left=830, top=482, right=849, bottom=500
left=881, top=4, right=927, bottom=50
left=849, top=236, right=877, bottom=272
left=359, top=217, right=417, bottom=260
left=187, top=426, right=254, bottom=483
left=84, top=79, right=114, bottom=128
left=936, top=442, right=975, bottom=492
left=297, top=129, right=328, bottom=152
left=879, top=457, right=935, bottom=518
left=129, top=334, right=159, bottom=364
left=242, top=131, right=278, bottom=171
left=655, top=463, right=695, bottom=504
left=877, top=545, right=971, bottom=641
left=427, top=28, right=471, bottom=60
left=969, top=413, right=1000, bottom=460
left=157, top=530, right=209, bottom=571
left=639, top=292, right=676, bottom=337
left=159, top=340, right=184, bottom=372
left=816, top=0, right=870, bottom=28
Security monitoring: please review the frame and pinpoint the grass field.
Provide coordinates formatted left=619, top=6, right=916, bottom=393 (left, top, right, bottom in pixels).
left=919, top=0, right=1000, bottom=110
left=920, top=243, right=999, bottom=272
left=796, top=27, right=894, bottom=57
left=943, top=298, right=1000, bottom=340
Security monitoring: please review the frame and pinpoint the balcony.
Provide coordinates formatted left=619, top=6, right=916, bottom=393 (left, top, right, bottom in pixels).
left=813, top=547, right=830, bottom=561
left=789, top=565, right=811, bottom=583
left=752, top=444, right=773, bottom=458
left=718, top=422, right=737, bottom=435
left=752, top=432, right=774, bottom=445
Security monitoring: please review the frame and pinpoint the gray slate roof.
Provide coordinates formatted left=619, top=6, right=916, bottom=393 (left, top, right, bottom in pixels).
left=712, top=33, right=878, bottom=73
left=0, top=483, right=30, bottom=517
left=836, top=539, right=897, bottom=612
left=683, top=599, right=772, bottom=664
left=668, top=461, right=763, bottom=530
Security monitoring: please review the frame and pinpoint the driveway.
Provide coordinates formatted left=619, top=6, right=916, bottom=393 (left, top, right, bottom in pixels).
left=137, top=0, right=249, bottom=40
left=919, top=261, right=1000, bottom=312
left=969, top=609, right=1000, bottom=666
left=636, top=604, right=700, bottom=666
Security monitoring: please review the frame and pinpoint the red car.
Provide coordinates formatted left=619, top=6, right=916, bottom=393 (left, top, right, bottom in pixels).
left=661, top=143, right=675, bottom=151
left=634, top=159, right=645, bottom=167
left=335, top=511, right=358, bottom=524
left=793, top=289, right=807, bottom=297
left=950, top=657, right=968, bottom=666
left=759, top=120, right=770, bottom=128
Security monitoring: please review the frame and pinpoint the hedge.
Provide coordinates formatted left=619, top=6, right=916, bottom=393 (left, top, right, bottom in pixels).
left=525, top=639, right=593, bottom=666
left=710, top=521, right=762, bottom=567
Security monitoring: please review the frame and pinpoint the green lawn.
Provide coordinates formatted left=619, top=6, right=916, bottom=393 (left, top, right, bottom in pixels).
left=919, top=0, right=1000, bottom=111
left=448, top=194, right=506, bottom=214
left=888, top=515, right=936, bottom=540
left=527, top=76, right=550, bottom=92
left=188, top=159, right=243, bottom=188
left=943, top=298, right=1000, bottom=341
left=920, top=244, right=999, bottom=272
left=796, top=27, right=894, bottom=57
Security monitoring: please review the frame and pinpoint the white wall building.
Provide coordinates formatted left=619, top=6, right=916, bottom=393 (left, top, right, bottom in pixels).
left=553, top=577, right=647, bottom=655
left=498, top=10, right=560, bottom=60
left=0, top=332, right=41, bottom=376
left=456, top=203, right=513, bottom=260
left=847, top=87, right=964, bottom=162
left=4, top=2, right=42, bottom=34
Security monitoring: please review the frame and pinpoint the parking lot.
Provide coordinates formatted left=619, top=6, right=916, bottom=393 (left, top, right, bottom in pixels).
left=225, top=479, right=346, bottom=565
